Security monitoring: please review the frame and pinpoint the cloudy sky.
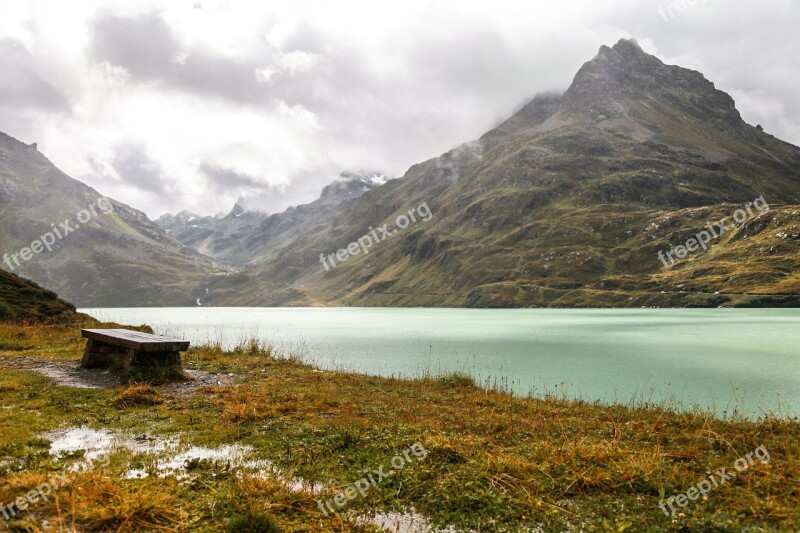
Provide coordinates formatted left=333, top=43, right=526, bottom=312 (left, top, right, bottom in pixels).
left=1, top=0, right=798, bottom=218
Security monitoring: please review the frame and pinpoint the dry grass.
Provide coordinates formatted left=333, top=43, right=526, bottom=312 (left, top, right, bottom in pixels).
left=53, top=473, right=184, bottom=531
left=112, top=384, right=164, bottom=408
left=0, top=468, right=182, bottom=531
left=190, top=342, right=800, bottom=530
left=0, top=381, right=22, bottom=393
left=0, top=321, right=798, bottom=531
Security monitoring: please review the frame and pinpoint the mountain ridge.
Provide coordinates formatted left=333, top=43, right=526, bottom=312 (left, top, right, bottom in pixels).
left=202, top=39, right=800, bottom=308
left=0, top=132, right=230, bottom=306
left=3, top=39, right=798, bottom=308
left=156, top=171, right=390, bottom=267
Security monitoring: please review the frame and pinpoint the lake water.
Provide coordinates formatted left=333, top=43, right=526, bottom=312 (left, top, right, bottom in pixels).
left=80, top=308, right=800, bottom=418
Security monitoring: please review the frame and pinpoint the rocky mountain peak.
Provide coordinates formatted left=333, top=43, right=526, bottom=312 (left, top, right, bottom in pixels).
left=605, top=37, right=647, bottom=60
left=581, top=38, right=667, bottom=83
left=561, top=38, right=745, bottom=135
left=228, top=202, right=247, bottom=218
left=483, top=38, right=746, bottom=145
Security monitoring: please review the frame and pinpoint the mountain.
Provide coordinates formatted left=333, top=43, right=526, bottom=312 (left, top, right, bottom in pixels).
left=204, top=39, right=800, bottom=308
left=0, top=269, right=76, bottom=322
left=0, top=132, right=230, bottom=306
left=156, top=172, right=388, bottom=267
left=156, top=203, right=266, bottom=265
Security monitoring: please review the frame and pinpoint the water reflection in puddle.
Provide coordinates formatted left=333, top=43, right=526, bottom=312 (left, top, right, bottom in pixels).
left=43, top=426, right=319, bottom=491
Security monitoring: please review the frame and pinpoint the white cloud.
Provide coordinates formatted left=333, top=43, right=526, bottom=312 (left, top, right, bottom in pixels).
left=0, top=0, right=35, bottom=50
left=1, top=0, right=798, bottom=218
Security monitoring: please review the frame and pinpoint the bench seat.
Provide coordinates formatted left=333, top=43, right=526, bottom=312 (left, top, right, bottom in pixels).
left=80, top=328, right=190, bottom=377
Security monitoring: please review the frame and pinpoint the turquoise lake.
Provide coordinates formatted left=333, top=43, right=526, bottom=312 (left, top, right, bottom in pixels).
left=81, top=308, right=800, bottom=418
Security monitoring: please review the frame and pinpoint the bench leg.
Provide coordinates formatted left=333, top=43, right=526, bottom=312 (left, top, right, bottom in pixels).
left=124, top=351, right=187, bottom=382
left=122, top=349, right=137, bottom=379
left=81, top=339, right=187, bottom=382
left=81, top=339, right=124, bottom=369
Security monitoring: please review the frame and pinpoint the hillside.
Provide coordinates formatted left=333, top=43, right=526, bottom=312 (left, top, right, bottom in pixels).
left=205, top=39, right=800, bottom=308
left=0, top=133, right=231, bottom=306
left=0, top=269, right=75, bottom=322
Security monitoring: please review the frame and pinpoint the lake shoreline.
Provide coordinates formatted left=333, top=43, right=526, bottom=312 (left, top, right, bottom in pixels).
left=81, top=307, right=800, bottom=419
left=0, top=317, right=798, bottom=530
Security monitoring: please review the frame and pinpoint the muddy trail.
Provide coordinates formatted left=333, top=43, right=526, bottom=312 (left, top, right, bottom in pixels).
left=0, top=356, right=235, bottom=397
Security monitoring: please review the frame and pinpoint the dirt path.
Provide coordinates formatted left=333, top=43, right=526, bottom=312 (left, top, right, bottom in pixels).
left=0, top=356, right=235, bottom=395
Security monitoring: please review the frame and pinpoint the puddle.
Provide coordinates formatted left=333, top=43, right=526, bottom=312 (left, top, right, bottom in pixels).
left=239, top=458, right=323, bottom=493
left=124, top=468, right=149, bottom=479
left=158, top=444, right=255, bottom=476
left=283, top=477, right=324, bottom=494
left=359, top=511, right=458, bottom=532
left=45, top=427, right=180, bottom=461
left=42, top=426, right=321, bottom=492
left=46, top=427, right=115, bottom=462
left=361, top=513, right=544, bottom=533
left=43, top=429, right=470, bottom=530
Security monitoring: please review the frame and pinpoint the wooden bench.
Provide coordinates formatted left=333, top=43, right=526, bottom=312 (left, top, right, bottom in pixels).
left=80, top=329, right=190, bottom=377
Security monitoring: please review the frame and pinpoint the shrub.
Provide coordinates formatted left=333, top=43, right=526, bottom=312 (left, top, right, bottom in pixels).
left=226, top=511, right=281, bottom=532
left=112, top=384, right=164, bottom=408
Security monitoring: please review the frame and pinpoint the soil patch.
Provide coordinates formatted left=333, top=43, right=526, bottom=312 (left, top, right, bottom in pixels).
left=0, top=356, right=235, bottom=395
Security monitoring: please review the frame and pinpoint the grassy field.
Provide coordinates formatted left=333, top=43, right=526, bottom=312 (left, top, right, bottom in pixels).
left=0, top=318, right=798, bottom=532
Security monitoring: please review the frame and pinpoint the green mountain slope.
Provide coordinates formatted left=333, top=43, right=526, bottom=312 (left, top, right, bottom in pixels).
left=0, top=133, right=231, bottom=306
left=205, top=39, right=800, bottom=308
left=0, top=269, right=75, bottom=322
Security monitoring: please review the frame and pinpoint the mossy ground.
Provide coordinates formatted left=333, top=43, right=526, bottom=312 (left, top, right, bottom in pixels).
left=0, top=320, right=798, bottom=531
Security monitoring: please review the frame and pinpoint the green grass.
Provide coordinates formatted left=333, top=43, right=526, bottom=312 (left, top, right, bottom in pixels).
left=0, top=320, right=798, bottom=531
